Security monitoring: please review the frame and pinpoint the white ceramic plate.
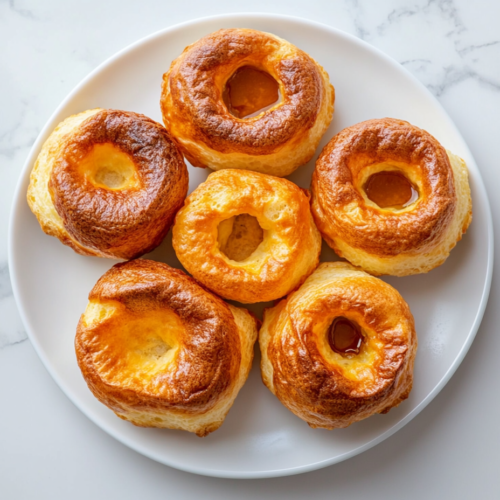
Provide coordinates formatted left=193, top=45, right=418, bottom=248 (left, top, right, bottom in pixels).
left=9, top=14, right=493, bottom=479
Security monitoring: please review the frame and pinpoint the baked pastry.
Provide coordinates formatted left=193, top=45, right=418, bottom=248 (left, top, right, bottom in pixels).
left=27, top=109, right=188, bottom=259
left=161, top=28, right=334, bottom=177
left=260, top=262, right=417, bottom=429
left=311, top=118, right=472, bottom=276
left=172, top=169, right=322, bottom=303
left=75, top=259, right=258, bottom=437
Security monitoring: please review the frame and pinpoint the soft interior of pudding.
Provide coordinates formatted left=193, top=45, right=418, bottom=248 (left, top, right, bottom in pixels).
left=85, top=302, right=183, bottom=383
left=222, top=65, right=280, bottom=119
left=364, top=169, right=418, bottom=209
left=80, top=143, right=140, bottom=190
left=218, top=214, right=264, bottom=262
left=328, top=317, right=363, bottom=356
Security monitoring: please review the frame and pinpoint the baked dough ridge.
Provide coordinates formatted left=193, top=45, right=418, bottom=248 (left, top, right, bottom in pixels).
left=260, top=262, right=417, bottom=429
left=311, top=118, right=472, bottom=276
left=161, top=28, right=335, bottom=177
left=75, top=259, right=258, bottom=437
left=172, top=169, right=322, bottom=303
left=28, top=109, right=188, bottom=259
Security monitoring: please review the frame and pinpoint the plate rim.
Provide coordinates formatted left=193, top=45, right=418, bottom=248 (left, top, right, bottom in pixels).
left=8, top=12, right=494, bottom=479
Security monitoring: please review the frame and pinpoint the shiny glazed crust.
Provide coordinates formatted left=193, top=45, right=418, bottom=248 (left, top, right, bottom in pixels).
left=172, top=169, right=322, bottom=303
left=161, top=28, right=335, bottom=177
left=75, top=259, right=258, bottom=437
left=259, top=262, right=417, bottom=429
left=27, top=109, right=188, bottom=259
left=311, top=118, right=472, bottom=276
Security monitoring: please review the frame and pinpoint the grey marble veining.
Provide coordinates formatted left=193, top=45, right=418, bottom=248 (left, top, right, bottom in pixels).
left=1, top=1, right=500, bottom=497
left=345, top=0, right=500, bottom=96
left=6, top=0, right=38, bottom=20
left=0, top=264, right=26, bottom=348
left=3, top=0, right=498, bottom=352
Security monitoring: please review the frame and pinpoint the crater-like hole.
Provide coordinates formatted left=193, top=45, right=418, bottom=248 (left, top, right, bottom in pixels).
left=364, top=170, right=418, bottom=209
left=94, top=167, right=126, bottom=188
left=81, top=143, right=139, bottom=190
left=140, top=336, right=171, bottom=361
left=328, top=317, right=364, bottom=356
left=218, top=214, right=264, bottom=262
left=223, top=65, right=280, bottom=119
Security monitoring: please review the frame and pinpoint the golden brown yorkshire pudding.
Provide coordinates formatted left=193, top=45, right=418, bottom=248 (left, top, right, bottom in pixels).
left=172, top=169, right=322, bottom=304
left=311, top=118, right=472, bottom=276
left=27, top=109, right=188, bottom=259
left=260, top=262, right=417, bottom=429
left=161, top=28, right=335, bottom=177
left=75, top=259, right=258, bottom=437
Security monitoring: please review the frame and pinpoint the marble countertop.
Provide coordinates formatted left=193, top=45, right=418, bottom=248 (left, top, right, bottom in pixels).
left=2, top=0, right=499, bottom=498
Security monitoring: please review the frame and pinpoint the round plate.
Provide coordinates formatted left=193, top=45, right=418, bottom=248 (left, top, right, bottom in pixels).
left=9, top=14, right=493, bottom=478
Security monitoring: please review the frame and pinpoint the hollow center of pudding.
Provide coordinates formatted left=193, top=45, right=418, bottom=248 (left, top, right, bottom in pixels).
left=81, top=143, right=139, bottom=190
left=122, top=309, right=183, bottom=368
left=223, top=65, right=280, bottom=119
left=364, top=170, right=418, bottom=209
left=328, top=317, right=363, bottom=356
left=218, top=214, right=264, bottom=262
left=138, top=336, right=171, bottom=361
left=83, top=303, right=183, bottom=383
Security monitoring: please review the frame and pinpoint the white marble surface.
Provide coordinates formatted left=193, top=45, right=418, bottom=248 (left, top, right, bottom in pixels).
left=1, top=0, right=499, bottom=497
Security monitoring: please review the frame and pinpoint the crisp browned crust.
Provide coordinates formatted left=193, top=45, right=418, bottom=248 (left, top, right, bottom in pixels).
left=76, top=259, right=258, bottom=436
left=259, top=262, right=417, bottom=429
left=311, top=118, right=472, bottom=276
left=172, top=169, right=322, bottom=303
left=160, top=29, right=334, bottom=176
left=49, top=110, right=188, bottom=259
left=28, top=109, right=188, bottom=260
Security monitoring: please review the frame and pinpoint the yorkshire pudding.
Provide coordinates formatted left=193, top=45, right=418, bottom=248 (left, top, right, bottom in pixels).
left=311, top=118, right=472, bottom=276
left=27, top=109, right=188, bottom=259
left=172, top=169, right=322, bottom=304
left=75, top=259, right=258, bottom=437
left=260, top=262, right=417, bottom=429
left=161, top=28, right=334, bottom=177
